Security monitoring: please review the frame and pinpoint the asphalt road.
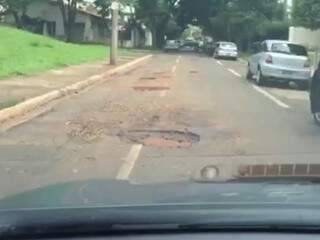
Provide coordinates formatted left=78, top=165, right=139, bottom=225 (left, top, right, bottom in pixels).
left=1, top=53, right=320, bottom=198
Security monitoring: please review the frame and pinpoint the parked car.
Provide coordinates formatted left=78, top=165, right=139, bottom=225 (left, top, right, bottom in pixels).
left=213, top=42, right=238, bottom=60
left=164, top=40, right=180, bottom=52
left=203, top=41, right=215, bottom=56
left=310, top=62, right=320, bottom=125
left=246, top=40, right=311, bottom=89
left=179, top=40, right=199, bottom=52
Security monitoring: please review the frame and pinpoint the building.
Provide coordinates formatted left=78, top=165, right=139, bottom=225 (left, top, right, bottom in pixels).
left=3, top=0, right=109, bottom=44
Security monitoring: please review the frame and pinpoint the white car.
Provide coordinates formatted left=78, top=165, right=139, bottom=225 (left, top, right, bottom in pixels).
left=247, top=40, right=311, bottom=89
left=213, top=42, right=238, bottom=60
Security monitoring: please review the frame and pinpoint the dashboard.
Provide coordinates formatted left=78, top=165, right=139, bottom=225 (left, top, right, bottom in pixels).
left=39, top=232, right=320, bottom=240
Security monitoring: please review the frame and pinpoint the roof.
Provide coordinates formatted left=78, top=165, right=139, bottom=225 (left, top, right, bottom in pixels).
left=217, top=41, right=237, bottom=45
left=265, top=40, right=290, bottom=44
left=77, top=5, right=101, bottom=18
left=49, top=0, right=102, bottom=18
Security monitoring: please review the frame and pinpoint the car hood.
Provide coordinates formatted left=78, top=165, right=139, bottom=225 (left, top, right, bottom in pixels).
left=0, top=178, right=320, bottom=209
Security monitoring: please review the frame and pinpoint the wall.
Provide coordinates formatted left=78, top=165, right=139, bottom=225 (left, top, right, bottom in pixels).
left=25, top=0, right=65, bottom=38
left=289, top=26, right=320, bottom=50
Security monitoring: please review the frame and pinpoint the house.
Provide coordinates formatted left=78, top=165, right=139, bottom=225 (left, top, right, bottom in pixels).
left=289, top=27, right=320, bottom=50
left=3, top=0, right=110, bottom=44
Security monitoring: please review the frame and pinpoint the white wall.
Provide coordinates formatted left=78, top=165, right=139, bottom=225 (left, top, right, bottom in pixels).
left=25, top=1, right=65, bottom=37
left=289, top=26, right=320, bottom=49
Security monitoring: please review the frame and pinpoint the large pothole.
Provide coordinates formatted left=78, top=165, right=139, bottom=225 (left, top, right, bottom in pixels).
left=118, top=130, right=200, bottom=149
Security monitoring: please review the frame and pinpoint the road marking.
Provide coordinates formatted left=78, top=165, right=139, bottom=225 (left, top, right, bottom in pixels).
left=160, top=90, right=167, bottom=97
left=252, top=85, right=291, bottom=109
left=268, top=88, right=309, bottom=101
left=176, top=57, right=180, bottom=64
left=172, top=65, right=177, bottom=73
left=228, top=68, right=242, bottom=78
left=217, top=61, right=223, bottom=66
left=116, top=144, right=143, bottom=180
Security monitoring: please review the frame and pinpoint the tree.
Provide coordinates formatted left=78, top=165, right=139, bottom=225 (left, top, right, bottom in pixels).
left=0, top=0, right=35, bottom=28
left=57, top=0, right=85, bottom=42
left=135, top=0, right=171, bottom=48
left=175, top=0, right=285, bottom=50
left=293, top=0, right=320, bottom=30
left=94, top=0, right=137, bottom=19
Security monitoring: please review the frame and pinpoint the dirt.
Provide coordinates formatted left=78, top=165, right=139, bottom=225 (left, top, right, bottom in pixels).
left=117, top=130, right=200, bottom=149
left=65, top=96, right=196, bottom=147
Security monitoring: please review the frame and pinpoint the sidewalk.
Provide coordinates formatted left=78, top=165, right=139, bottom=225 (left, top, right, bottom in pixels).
left=0, top=52, right=146, bottom=110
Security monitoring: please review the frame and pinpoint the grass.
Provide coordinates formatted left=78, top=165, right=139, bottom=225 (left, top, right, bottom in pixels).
left=0, top=99, right=20, bottom=109
left=0, top=26, right=110, bottom=79
left=239, top=52, right=251, bottom=61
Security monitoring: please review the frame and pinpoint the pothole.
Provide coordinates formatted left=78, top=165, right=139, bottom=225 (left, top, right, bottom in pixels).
left=133, top=86, right=170, bottom=91
left=140, top=77, right=157, bottom=80
left=66, top=120, right=106, bottom=143
left=190, top=70, right=198, bottom=74
left=118, top=130, right=200, bottom=149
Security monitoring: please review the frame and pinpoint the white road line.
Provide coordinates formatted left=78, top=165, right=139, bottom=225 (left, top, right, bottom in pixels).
left=228, top=68, right=242, bottom=78
left=172, top=65, right=177, bottom=73
left=116, top=144, right=143, bottom=180
left=252, top=85, right=291, bottom=109
left=160, top=91, right=167, bottom=97
left=217, top=60, right=223, bottom=66
left=176, top=58, right=180, bottom=64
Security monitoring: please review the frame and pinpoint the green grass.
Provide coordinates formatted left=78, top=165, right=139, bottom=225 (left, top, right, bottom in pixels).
left=239, top=52, right=251, bottom=61
left=0, top=99, right=20, bottom=109
left=0, top=26, right=110, bottom=79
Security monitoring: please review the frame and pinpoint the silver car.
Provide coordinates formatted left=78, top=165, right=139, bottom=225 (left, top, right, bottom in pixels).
left=164, top=40, right=180, bottom=52
left=213, top=42, right=238, bottom=60
left=247, top=40, right=311, bottom=88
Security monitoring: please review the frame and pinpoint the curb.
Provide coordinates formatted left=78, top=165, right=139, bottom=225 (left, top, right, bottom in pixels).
left=0, top=54, right=153, bottom=124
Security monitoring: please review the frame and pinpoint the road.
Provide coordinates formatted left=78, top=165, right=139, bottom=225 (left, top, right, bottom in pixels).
left=1, top=53, right=320, bottom=198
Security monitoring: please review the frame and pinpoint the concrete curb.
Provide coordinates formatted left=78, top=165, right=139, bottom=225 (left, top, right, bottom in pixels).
left=0, top=54, right=153, bottom=124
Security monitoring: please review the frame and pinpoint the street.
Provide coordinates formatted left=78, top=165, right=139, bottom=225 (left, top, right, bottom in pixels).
left=1, top=53, right=320, bottom=198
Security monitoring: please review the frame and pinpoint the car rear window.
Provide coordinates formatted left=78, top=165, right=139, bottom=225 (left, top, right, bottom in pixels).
left=271, top=43, right=307, bottom=56
left=220, top=43, right=237, bottom=49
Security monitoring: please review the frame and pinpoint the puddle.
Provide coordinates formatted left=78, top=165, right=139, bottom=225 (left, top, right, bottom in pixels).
left=118, top=130, right=200, bottom=149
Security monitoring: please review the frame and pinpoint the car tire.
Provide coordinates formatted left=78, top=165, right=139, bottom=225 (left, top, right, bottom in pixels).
left=233, top=58, right=238, bottom=61
left=246, top=65, right=253, bottom=80
left=256, top=68, right=266, bottom=86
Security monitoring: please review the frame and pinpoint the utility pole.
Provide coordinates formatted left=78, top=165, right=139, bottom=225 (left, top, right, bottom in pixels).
left=110, top=0, right=119, bottom=65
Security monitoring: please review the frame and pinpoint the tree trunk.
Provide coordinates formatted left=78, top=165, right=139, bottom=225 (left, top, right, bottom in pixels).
left=12, top=12, right=22, bottom=29
left=58, top=0, right=77, bottom=42
left=151, top=29, right=157, bottom=49
left=58, top=0, right=68, bottom=41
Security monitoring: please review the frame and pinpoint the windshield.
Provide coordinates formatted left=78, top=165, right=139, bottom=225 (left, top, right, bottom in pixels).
left=0, top=0, right=320, bottom=235
left=271, top=43, right=308, bottom=56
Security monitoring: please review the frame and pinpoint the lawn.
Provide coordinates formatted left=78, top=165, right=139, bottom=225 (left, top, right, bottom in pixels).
left=0, top=26, right=109, bottom=79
